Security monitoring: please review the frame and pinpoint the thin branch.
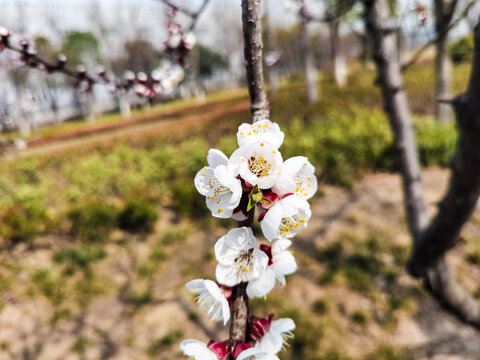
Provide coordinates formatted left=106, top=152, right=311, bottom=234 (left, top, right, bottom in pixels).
left=156, top=0, right=212, bottom=31
left=402, top=0, right=475, bottom=72
left=0, top=29, right=159, bottom=96
left=241, top=0, right=270, bottom=122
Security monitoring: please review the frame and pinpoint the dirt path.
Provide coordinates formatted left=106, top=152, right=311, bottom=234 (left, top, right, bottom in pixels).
left=0, top=169, right=479, bottom=359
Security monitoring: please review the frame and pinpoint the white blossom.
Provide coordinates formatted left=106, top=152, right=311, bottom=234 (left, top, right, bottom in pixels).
left=229, top=142, right=283, bottom=189
left=247, top=240, right=297, bottom=298
left=237, top=119, right=285, bottom=149
left=261, top=195, right=311, bottom=241
left=256, top=318, right=296, bottom=355
left=186, top=279, right=230, bottom=325
left=180, top=340, right=218, bottom=360
left=215, top=227, right=269, bottom=287
left=272, top=156, right=317, bottom=200
left=195, top=149, right=242, bottom=218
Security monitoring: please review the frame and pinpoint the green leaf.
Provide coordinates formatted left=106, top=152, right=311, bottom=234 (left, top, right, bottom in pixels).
left=247, top=197, right=256, bottom=212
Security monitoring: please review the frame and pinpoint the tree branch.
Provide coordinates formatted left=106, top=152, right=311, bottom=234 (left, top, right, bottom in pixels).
left=408, top=18, right=480, bottom=278
left=402, top=0, right=475, bottom=72
left=242, top=0, right=270, bottom=123
left=157, top=0, right=212, bottom=31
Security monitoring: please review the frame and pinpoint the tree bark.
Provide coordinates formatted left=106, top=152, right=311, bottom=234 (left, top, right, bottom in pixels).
left=329, top=19, right=347, bottom=87
left=241, top=0, right=270, bottom=122
left=363, top=0, right=428, bottom=239
left=365, top=0, right=480, bottom=329
left=433, top=0, right=458, bottom=123
left=434, top=30, right=453, bottom=122
left=228, top=0, right=271, bottom=353
left=300, top=15, right=318, bottom=102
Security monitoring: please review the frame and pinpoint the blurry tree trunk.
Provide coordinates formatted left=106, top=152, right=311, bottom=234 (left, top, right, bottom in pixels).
left=434, top=0, right=458, bottom=123
left=264, top=12, right=279, bottom=95
left=300, top=16, right=318, bottom=102
left=119, top=93, right=132, bottom=119
left=85, top=92, right=96, bottom=124
left=364, top=0, right=480, bottom=329
left=329, top=19, right=347, bottom=87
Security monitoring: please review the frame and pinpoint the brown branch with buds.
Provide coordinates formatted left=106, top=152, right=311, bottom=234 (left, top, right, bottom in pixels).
left=225, top=0, right=271, bottom=355
left=0, top=25, right=190, bottom=99
left=156, top=0, right=212, bottom=31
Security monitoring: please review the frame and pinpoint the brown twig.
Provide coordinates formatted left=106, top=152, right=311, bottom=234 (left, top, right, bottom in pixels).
left=157, top=0, right=212, bottom=31
left=241, top=0, right=270, bottom=123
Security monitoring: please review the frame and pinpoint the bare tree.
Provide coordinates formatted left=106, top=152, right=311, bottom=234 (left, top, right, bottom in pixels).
left=299, top=0, right=319, bottom=102
left=364, top=0, right=480, bottom=329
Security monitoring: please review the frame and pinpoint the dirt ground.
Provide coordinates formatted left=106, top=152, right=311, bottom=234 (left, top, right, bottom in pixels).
left=0, top=168, right=479, bottom=360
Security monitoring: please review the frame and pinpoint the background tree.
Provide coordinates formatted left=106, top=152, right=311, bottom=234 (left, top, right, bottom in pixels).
left=364, top=0, right=480, bottom=328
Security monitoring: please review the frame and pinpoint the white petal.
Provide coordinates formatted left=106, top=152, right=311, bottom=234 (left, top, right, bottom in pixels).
left=214, top=233, right=239, bottom=265
left=236, top=347, right=266, bottom=360
left=207, top=193, right=235, bottom=218
left=250, top=248, right=269, bottom=280
left=232, top=211, right=248, bottom=221
left=272, top=251, right=297, bottom=277
left=272, top=239, right=292, bottom=253
left=271, top=174, right=295, bottom=197
left=257, top=332, right=284, bottom=355
left=280, top=196, right=309, bottom=218
left=282, top=156, right=307, bottom=176
left=204, top=280, right=231, bottom=325
left=247, top=267, right=276, bottom=298
left=216, top=263, right=242, bottom=287
left=207, top=149, right=228, bottom=167
left=237, top=119, right=285, bottom=149
left=180, top=340, right=218, bottom=360
left=186, top=279, right=205, bottom=292
left=261, top=203, right=283, bottom=241
left=271, top=318, right=296, bottom=333
left=194, top=167, right=215, bottom=196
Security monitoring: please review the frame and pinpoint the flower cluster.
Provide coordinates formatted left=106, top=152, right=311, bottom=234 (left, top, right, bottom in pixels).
left=182, top=119, right=317, bottom=359
left=164, top=7, right=197, bottom=67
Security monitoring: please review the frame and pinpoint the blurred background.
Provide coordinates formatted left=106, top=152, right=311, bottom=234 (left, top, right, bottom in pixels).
left=0, top=0, right=479, bottom=359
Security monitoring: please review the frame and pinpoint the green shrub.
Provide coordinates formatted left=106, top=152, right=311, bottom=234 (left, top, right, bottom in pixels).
left=53, top=244, right=107, bottom=276
left=351, top=310, right=369, bottom=325
left=343, top=266, right=375, bottom=293
left=118, top=199, right=158, bottom=233
left=466, top=250, right=480, bottom=265
left=31, top=268, right=65, bottom=306
left=366, top=345, right=413, bottom=360
left=416, top=120, right=456, bottom=167
left=0, top=202, right=49, bottom=245
left=67, top=199, right=119, bottom=242
left=449, top=35, right=474, bottom=64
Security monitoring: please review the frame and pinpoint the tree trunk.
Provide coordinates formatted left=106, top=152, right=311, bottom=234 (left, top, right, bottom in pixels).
left=364, top=0, right=428, bottom=239
left=365, top=0, right=480, bottom=329
left=300, top=16, right=318, bottom=102
left=434, top=32, right=453, bottom=122
left=330, top=19, right=347, bottom=87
